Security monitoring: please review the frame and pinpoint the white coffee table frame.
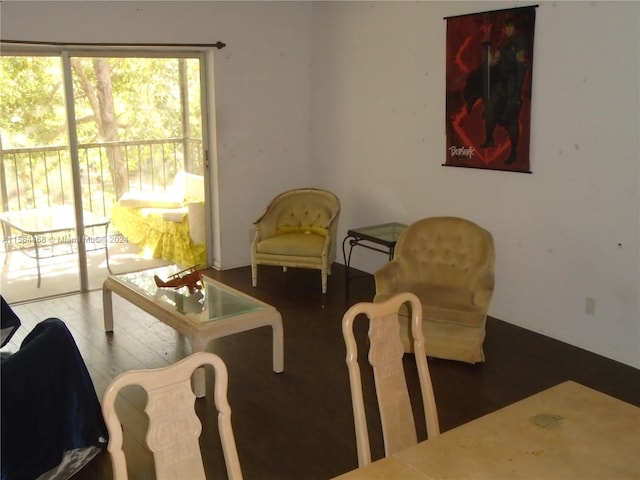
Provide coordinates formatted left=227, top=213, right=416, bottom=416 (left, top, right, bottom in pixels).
left=103, top=266, right=284, bottom=397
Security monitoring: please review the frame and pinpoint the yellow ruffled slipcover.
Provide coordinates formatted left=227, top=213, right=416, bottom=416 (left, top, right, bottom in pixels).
left=111, top=203, right=206, bottom=267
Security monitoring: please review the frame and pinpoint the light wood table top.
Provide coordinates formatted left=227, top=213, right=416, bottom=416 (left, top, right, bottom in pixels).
left=333, top=381, right=640, bottom=479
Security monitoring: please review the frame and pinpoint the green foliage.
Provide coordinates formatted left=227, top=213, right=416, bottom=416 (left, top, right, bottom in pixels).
left=1, top=54, right=203, bottom=148
left=1, top=53, right=204, bottom=213
left=0, top=56, right=66, bottom=148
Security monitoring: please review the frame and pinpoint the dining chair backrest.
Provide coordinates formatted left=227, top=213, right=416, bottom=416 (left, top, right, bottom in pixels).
left=342, top=292, right=440, bottom=467
left=101, top=352, right=242, bottom=480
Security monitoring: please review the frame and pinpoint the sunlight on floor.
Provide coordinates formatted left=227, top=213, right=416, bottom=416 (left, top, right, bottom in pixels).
left=0, top=242, right=170, bottom=304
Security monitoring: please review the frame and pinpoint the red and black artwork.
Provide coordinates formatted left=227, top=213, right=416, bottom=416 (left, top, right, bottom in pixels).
left=445, top=6, right=536, bottom=173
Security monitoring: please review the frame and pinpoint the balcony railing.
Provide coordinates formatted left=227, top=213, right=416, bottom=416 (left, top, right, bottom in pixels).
left=0, top=138, right=203, bottom=217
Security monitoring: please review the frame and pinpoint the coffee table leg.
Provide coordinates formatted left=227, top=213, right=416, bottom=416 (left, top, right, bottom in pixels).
left=103, top=284, right=114, bottom=332
left=272, top=314, right=284, bottom=373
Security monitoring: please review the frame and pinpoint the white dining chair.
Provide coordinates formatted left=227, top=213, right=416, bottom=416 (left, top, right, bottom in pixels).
left=342, top=292, right=440, bottom=466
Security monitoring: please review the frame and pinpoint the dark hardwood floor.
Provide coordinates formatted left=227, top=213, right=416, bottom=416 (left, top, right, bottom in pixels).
left=6, top=264, right=640, bottom=480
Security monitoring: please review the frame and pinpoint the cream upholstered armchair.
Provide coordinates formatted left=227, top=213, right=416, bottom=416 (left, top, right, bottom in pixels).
left=374, top=216, right=495, bottom=363
left=251, top=188, right=340, bottom=294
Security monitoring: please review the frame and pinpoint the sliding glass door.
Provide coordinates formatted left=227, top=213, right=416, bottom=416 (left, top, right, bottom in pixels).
left=0, top=49, right=211, bottom=303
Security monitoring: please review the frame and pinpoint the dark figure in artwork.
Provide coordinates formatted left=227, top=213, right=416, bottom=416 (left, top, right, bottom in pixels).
left=464, top=17, right=527, bottom=165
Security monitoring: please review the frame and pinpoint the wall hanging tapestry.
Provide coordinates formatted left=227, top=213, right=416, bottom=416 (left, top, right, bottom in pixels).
left=444, top=5, right=537, bottom=173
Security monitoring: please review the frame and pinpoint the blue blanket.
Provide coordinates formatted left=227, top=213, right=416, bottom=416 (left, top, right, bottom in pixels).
left=1, top=309, right=107, bottom=480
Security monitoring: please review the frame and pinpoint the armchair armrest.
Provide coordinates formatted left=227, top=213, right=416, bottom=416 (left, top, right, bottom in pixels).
left=253, top=207, right=279, bottom=240
left=187, top=202, right=206, bottom=245
left=325, top=207, right=340, bottom=262
left=471, top=268, right=495, bottom=309
left=325, top=207, right=340, bottom=231
left=374, top=260, right=406, bottom=297
left=117, top=191, right=182, bottom=209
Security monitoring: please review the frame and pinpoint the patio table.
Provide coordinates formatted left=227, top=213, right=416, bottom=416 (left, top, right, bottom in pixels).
left=0, top=205, right=111, bottom=287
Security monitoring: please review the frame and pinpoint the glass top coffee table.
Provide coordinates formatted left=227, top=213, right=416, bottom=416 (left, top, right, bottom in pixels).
left=103, top=264, right=284, bottom=397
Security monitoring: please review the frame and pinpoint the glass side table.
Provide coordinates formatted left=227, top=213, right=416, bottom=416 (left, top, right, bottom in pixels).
left=342, top=222, right=407, bottom=296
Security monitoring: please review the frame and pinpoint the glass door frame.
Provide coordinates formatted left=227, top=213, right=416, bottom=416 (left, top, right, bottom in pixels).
left=1, top=42, right=219, bottom=294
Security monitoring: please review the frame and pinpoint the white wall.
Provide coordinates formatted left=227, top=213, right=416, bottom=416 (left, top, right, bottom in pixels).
left=2, top=1, right=639, bottom=368
left=310, top=1, right=640, bottom=368
left=0, top=0, right=315, bottom=270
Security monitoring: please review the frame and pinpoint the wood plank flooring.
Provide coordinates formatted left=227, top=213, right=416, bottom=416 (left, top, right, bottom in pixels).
left=4, top=264, right=639, bottom=480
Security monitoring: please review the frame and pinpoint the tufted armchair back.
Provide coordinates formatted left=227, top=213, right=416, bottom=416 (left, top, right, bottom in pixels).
left=255, top=189, right=339, bottom=242
left=394, top=216, right=495, bottom=294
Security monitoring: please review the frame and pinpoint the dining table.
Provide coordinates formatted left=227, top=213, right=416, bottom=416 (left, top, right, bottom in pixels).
left=332, top=380, right=640, bottom=479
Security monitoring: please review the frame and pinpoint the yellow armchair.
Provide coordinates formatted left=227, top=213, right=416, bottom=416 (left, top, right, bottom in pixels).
left=374, top=216, right=495, bottom=363
left=251, top=188, right=340, bottom=294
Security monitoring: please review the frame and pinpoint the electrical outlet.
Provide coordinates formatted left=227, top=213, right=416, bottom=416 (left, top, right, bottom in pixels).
left=585, top=297, right=596, bottom=315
